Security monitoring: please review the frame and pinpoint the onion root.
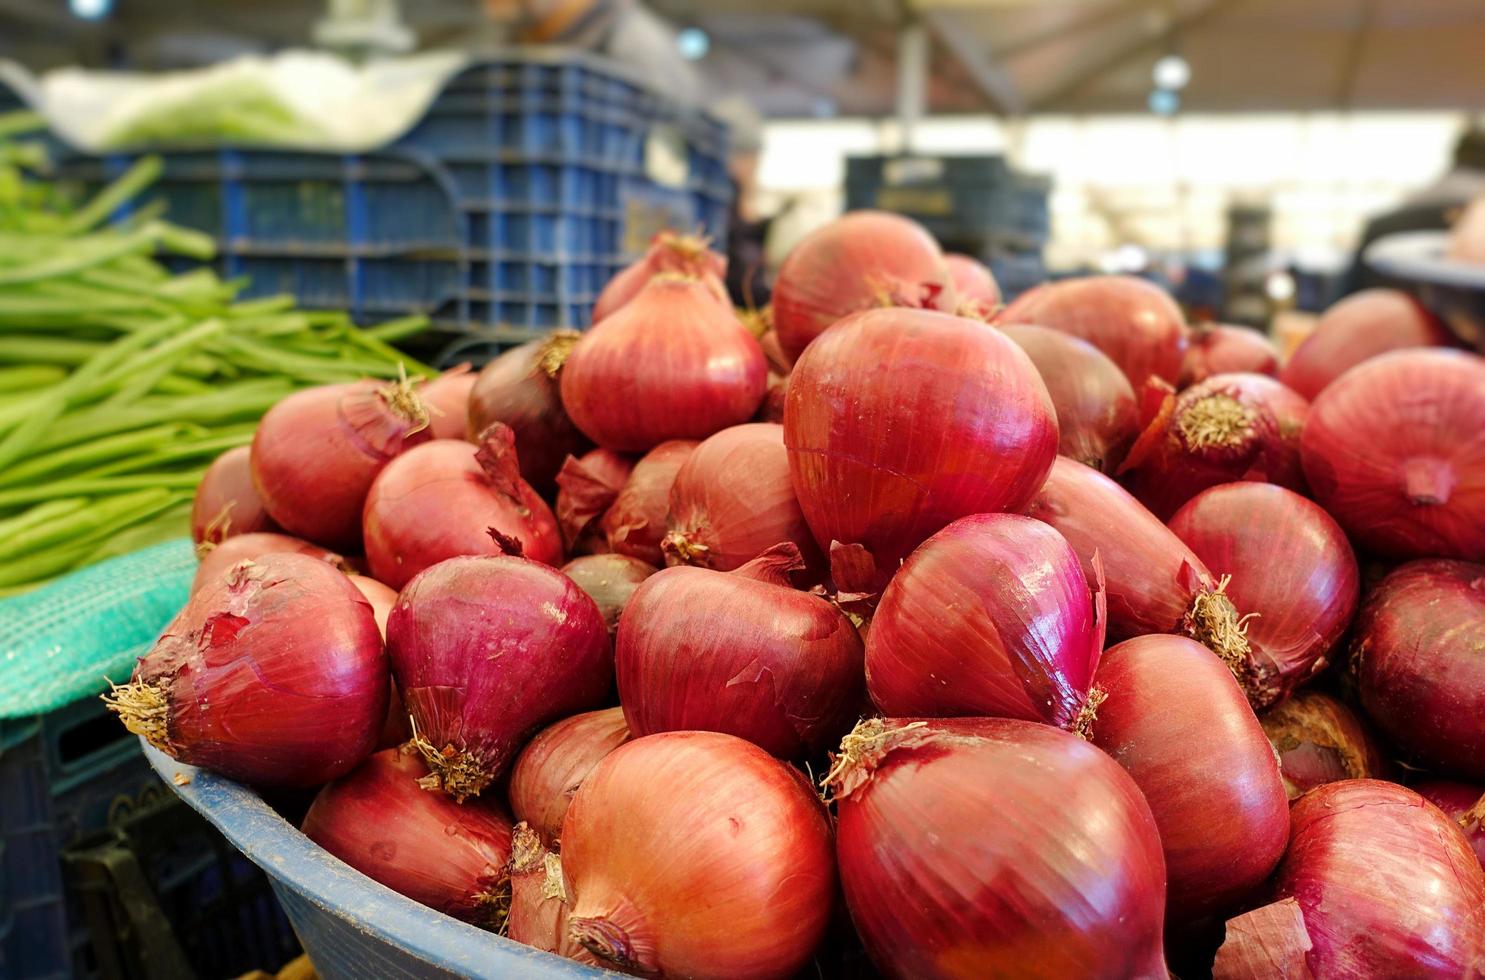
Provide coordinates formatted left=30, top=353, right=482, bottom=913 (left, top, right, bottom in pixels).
left=1176, top=393, right=1253, bottom=450
left=103, top=678, right=170, bottom=750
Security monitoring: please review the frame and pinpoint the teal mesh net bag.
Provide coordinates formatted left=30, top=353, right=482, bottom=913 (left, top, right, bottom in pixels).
left=0, top=538, right=194, bottom=719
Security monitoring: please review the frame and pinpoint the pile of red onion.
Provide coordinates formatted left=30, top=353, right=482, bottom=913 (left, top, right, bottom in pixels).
left=133, top=213, right=1485, bottom=978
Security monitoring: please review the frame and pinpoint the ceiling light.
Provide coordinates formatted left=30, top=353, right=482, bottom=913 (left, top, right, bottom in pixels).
left=1148, top=89, right=1180, bottom=116
left=1153, top=54, right=1191, bottom=91
left=70, top=0, right=112, bottom=19
left=677, top=28, right=710, bottom=61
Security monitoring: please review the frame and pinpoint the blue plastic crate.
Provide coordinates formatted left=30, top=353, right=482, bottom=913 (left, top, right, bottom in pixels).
left=50, top=147, right=470, bottom=328
left=0, top=697, right=160, bottom=979
left=141, top=743, right=615, bottom=979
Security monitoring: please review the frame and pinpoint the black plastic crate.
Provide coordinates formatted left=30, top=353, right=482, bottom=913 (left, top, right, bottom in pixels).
left=846, top=154, right=1050, bottom=248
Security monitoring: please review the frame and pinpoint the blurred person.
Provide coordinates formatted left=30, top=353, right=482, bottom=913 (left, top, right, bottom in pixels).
left=711, top=95, right=771, bottom=308
left=1344, top=126, right=1485, bottom=293
left=484, top=0, right=703, bottom=104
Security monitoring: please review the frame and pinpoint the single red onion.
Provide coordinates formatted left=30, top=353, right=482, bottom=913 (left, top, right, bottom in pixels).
left=362, top=427, right=561, bottom=590
left=508, top=707, right=631, bottom=848
left=554, top=448, right=634, bottom=554
left=756, top=372, right=788, bottom=423
left=944, top=252, right=1001, bottom=307
left=1274, top=779, right=1485, bottom=977
left=106, top=553, right=388, bottom=788
left=1087, top=634, right=1289, bottom=921
left=467, top=331, right=588, bottom=494
left=1022, top=458, right=1255, bottom=662
left=825, top=717, right=1168, bottom=979
left=560, top=275, right=767, bottom=453
left=1351, top=558, right=1485, bottom=780
left=1168, top=483, right=1359, bottom=708
left=1259, top=691, right=1390, bottom=800
left=250, top=378, right=430, bottom=550
left=1412, top=780, right=1485, bottom=871
left=1180, top=324, right=1280, bottom=387
left=591, top=231, right=728, bottom=324
left=1212, top=898, right=1313, bottom=980
left=663, top=422, right=822, bottom=576
left=386, top=554, right=611, bottom=800
left=559, top=553, right=656, bottom=634
left=191, top=531, right=344, bottom=594
left=772, top=211, right=956, bottom=362
left=506, top=824, right=597, bottom=962
left=600, top=439, right=696, bottom=566
left=867, top=513, right=1105, bottom=731
left=418, top=364, right=477, bottom=441
left=562, top=731, right=835, bottom=978
left=785, top=307, right=1058, bottom=593
left=301, top=746, right=513, bottom=926
left=1002, top=324, right=1139, bottom=473
left=1301, top=349, right=1485, bottom=560
left=191, top=445, right=277, bottom=545
left=616, top=543, right=863, bottom=758
left=1280, top=289, right=1453, bottom=400
left=996, top=275, right=1188, bottom=389
left=1123, top=372, right=1306, bottom=520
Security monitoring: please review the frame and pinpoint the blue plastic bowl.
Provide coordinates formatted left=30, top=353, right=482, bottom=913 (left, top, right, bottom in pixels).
left=1364, top=231, right=1485, bottom=352
left=142, top=743, right=616, bottom=979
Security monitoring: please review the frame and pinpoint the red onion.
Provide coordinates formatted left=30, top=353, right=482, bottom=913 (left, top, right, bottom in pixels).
left=1087, top=634, right=1289, bottom=921
left=562, top=731, right=835, bottom=978
left=785, top=307, right=1057, bottom=592
left=554, top=448, right=633, bottom=554
left=591, top=231, right=728, bottom=324
left=1022, top=458, right=1256, bottom=662
left=506, top=824, right=596, bottom=961
left=600, top=439, right=696, bottom=566
left=1212, top=898, right=1313, bottom=980
left=1301, top=349, right=1485, bottom=560
left=250, top=378, right=430, bottom=550
left=866, top=513, right=1104, bottom=730
left=825, top=717, right=1167, bottom=979
left=508, top=707, right=630, bottom=848
left=467, top=332, right=588, bottom=494
left=944, top=252, right=1000, bottom=307
left=191, top=446, right=277, bottom=545
left=1274, top=779, right=1485, bottom=977
left=758, top=325, right=791, bottom=374
left=1123, top=372, right=1306, bottom=520
left=301, top=746, right=513, bottom=926
left=560, top=275, right=767, bottom=453
left=1259, top=691, right=1390, bottom=800
left=559, top=553, right=655, bottom=634
left=1280, top=289, right=1452, bottom=400
left=996, top=275, right=1188, bottom=389
left=1168, top=483, right=1359, bottom=707
left=663, top=422, right=822, bottom=575
left=191, top=531, right=344, bottom=594
left=1001, top=324, right=1138, bottom=473
left=772, top=211, right=955, bottom=362
left=1351, top=558, right=1485, bottom=779
left=756, top=372, right=788, bottom=424
left=1412, top=780, right=1485, bottom=871
left=616, top=543, right=863, bottom=758
left=362, top=427, right=561, bottom=590
left=106, top=553, right=388, bottom=788
left=418, top=364, right=477, bottom=441
left=346, top=574, right=395, bottom=637
left=386, top=554, right=611, bottom=799
left=1180, top=324, right=1280, bottom=387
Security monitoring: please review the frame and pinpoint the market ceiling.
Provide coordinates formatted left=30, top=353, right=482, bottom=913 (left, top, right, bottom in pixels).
left=2, top=0, right=1483, bottom=117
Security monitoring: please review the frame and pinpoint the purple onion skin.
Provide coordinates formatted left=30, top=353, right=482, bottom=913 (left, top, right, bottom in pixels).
left=1351, top=559, right=1485, bottom=781
left=1412, top=779, right=1485, bottom=872
left=1274, top=779, right=1485, bottom=978
left=866, top=512, right=1102, bottom=729
left=468, top=335, right=590, bottom=494
left=386, top=555, right=613, bottom=797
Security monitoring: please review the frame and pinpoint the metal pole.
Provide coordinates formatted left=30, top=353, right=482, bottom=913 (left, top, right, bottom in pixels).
left=896, top=20, right=928, bottom=154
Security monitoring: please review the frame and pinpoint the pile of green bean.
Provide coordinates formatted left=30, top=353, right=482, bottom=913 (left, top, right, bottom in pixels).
left=0, top=112, right=431, bottom=594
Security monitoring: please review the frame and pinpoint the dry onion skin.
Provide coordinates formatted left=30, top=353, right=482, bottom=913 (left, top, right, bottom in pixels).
left=467, top=332, right=589, bottom=493
left=1258, top=690, right=1390, bottom=800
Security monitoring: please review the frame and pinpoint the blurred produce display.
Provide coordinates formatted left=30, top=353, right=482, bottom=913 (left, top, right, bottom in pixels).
left=0, top=112, right=428, bottom=595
